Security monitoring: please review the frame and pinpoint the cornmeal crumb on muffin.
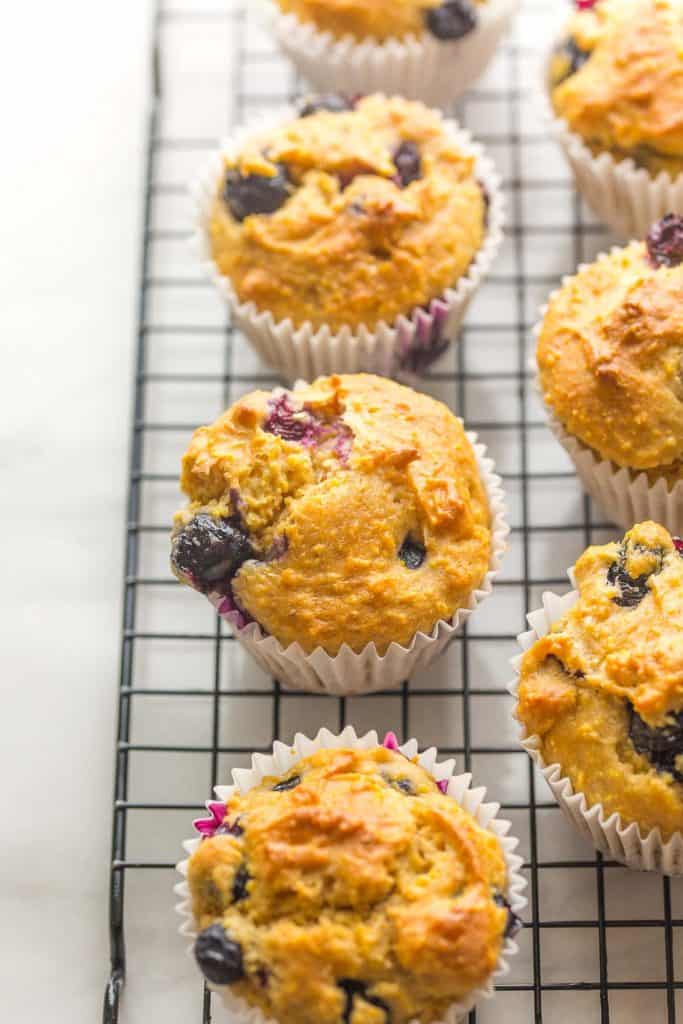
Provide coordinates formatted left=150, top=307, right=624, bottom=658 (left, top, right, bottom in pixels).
left=187, top=745, right=517, bottom=1024
left=171, top=374, right=492, bottom=655
left=208, top=94, right=486, bottom=332
left=517, top=521, right=683, bottom=840
left=276, top=0, right=487, bottom=43
left=549, top=0, right=683, bottom=177
left=536, top=217, right=683, bottom=482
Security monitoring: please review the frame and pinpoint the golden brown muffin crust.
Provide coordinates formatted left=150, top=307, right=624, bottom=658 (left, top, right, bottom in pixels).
left=173, top=374, right=492, bottom=655
left=188, top=747, right=510, bottom=1024
left=550, top=0, right=683, bottom=176
left=537, top=241, right=683, bottom=474
left=276, top=0, right=486, bottom=42
left=517, top=522, right=683, bottom=840
left=209, top=95, right=485, bottom=332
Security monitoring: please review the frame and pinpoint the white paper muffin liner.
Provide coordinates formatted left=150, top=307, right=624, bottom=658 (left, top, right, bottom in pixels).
left=542, top=42, right=683, bottom=240
left=205, top=425, right=508, bottom=695
left=267, top=1, right=519, bottom=110
left=191, top=107, right=504, bottom=382
left=509, top=579, right=683, bottom=875
left=175, top=726, right=527, bottom=1023
left=532, top=252, right=683, bottom=534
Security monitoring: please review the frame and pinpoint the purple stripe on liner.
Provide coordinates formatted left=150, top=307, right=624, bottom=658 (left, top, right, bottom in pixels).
left=395, top=298, right=453, bottom=375
left=437, top=779, right=449, bottom=794
left=383, top=731, right=400, bottom=750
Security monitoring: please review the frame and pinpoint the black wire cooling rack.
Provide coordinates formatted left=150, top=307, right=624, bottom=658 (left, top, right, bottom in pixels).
left=104, top=2, right=683, bottom=1021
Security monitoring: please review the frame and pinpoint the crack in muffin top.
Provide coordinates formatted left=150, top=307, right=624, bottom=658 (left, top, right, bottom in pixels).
left=208, top=95, right=486, bottom=332
left=549, top=0, right=683, bottom=176
left=187, top=746, right=511, bottom=1024
left=536, top=235, right=683, bottom=476
left=172, top=374, right=492, bottom=655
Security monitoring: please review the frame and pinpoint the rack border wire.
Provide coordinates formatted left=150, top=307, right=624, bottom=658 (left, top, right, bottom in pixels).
left=103, top=3, right=682, bottom=1023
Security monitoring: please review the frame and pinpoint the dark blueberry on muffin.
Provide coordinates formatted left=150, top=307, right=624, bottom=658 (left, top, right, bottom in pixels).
left=224, top=163, right=292, bottom=222
left=646, top=214, right=683, bottom=269
left=606, top=539, right=663, bottom=608
left=629, top=707, right=683, bottom=784
left=393, top=141, right=422, bottom=188
left=425, top=0, right=478, bottom=40
left=551, top=37, right=591, bottom=86
left=339, top=979, right=391, bottom=1024
left=194, top=925, right=245, bottom=985
left=272, top=774, right=301, bottom=792
left=299, top=94, right=354, bottom=117
left=398, top=537, right=426, bottom=570
left=171, top=514, right=254, bottom=593
left=232, top=863, right=251, bottom=904
left=493, top=891, right=523, bottom=939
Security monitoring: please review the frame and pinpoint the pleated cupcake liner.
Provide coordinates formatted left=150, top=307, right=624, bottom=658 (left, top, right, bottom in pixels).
left=204, top=426, right=508, bottom=695
left=531, top=253, right=683, bottom=534
left=175, top=725, right=527, bottom=1024
left=191, top=106, right=504, bottom=382
left=266, top=1, right=519, bottom=111
left=541, top=42, right=683, bottom=240
left=508, top=579, right=683, bottom=875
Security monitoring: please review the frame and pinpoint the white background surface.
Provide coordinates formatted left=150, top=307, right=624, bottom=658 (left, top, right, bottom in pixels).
left=0, top=1, right=151, bottom=1017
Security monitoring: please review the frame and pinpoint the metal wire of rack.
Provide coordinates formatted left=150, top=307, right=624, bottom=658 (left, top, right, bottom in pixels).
left=104, top=2, right=683, bottom=1022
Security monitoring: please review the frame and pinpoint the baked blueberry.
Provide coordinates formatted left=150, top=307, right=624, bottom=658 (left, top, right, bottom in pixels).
left=425, top=0, right=478, bottom=40
left=194, top=924, right=245, bottom=985
left=272, top=774, right=301, bottom=792
left=339, top=979, right=391, bottom=1024
left=629, top=706, right=683, bottom=784
left=646, top=214, right=683, bottom=269
left=385, top=775, right=415, bottom=795
left=606, top=541, right=662, bottom=608
left=393, top=141, right=422, bottom=188
left=299, top=94, right=354, bottom=117
left=171, top=514, right=254, bottom=593
left=552, top=37, right=591, bottom=86
left=398, top=537, right=426, bottom=570
left=493, top=891, right=523, bottom=939
left=224, top=163, right=292, bottom=222
left=232, top=862, right=250, bottom=904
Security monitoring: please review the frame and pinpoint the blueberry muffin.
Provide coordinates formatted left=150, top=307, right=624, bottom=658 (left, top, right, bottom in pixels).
left=549, top=0, right=683, bottom=177
left=208, top=94, right=486, bottom=333
left=517, top=521, right=683, bottom=840
left=171, top=374, right=492, bottom=654
left=187, top=745, right=519, bottom=1023
left=275, top=0, right=487, bottom=43
left=536, top=215, right=683, bottom=486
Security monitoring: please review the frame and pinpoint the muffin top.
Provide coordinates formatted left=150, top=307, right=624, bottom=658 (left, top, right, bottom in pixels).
left=171, top=374, right=492, bottom=655
left=208, top=94, right=486, bottom=332
left=187, top=744, right=515, bottom=1024
left=536, top=218, right=683, bottom=474
left=276, top=0, right=487, bottom=43
left=517, top=521, right=683, bottom=840
left=549, top=0, right=683, bottom=176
